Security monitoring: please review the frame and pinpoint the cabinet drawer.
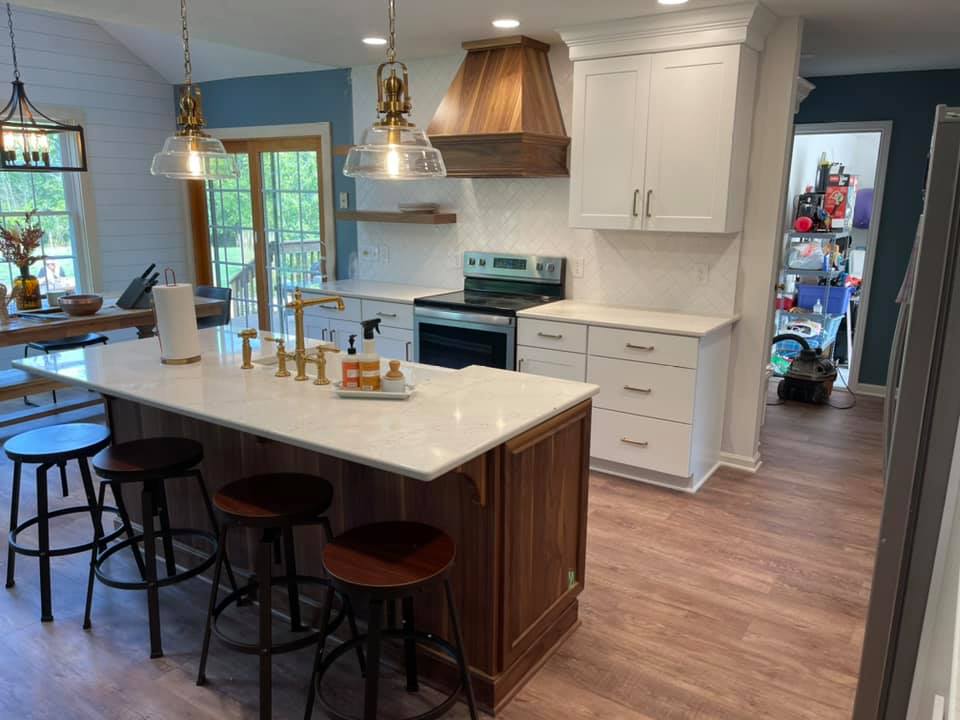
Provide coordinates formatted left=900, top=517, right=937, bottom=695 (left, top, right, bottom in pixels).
left=591, top=408, right=692, bottom=477
left=361, top=299, right=413, bottom=329
left=379, top=326, right=414, bottom=361
left=518, top=318, right=587, bottom=354
left=589, top=326, right=698, bottom=368
left=518, top=345, right=587, bottom=382
left=587, top=355, right=695, bottom=423
left=303, top=293, right=362, bottom=323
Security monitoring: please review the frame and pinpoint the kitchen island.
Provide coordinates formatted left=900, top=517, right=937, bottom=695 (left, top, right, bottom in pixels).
left=15, top=329, right=597, bottom=713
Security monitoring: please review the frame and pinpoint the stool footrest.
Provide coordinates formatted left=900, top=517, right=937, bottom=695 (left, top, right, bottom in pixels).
left=9, top=505, right=124, bottom=558
left=316, top=628, right=465, bottom=720
left=94, top=528, right=217, bottom=590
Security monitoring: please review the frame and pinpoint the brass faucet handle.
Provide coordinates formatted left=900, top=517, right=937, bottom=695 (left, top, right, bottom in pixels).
left=262, top=335, right=291, bottom=377
left=306, top=343, right=340, bottom=386
left=237, top=328, right=258, bottom=369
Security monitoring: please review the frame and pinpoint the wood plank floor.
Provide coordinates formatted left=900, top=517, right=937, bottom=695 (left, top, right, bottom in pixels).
left=0, top=383, right=883, bottom=719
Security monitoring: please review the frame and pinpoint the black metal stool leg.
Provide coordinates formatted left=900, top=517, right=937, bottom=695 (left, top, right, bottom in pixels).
left=5, top=460, right=21, bottom=588
left=402, top=595, right=419, bottom=692
left=346, top=597, right=366, bottom=677
left=36, top=462, right=53, bottom=622
left=83, top=481, right=108, bottom=630
left=444, top=578, right=478, bottom=720
left=282, top=526, right=304, bottom=632
left=110, top=480, right=146, bottom=578
left=58, top=462, right=68, bottom=498
left=192, top=469, right=239, bottom=594
left=197, top=523, right=229, bottom=686
left=304, top=584, right=335, bottom=720
left=363, top=598, right=384, bottom=720
left=78, top=458, right=105, bottom=548
left=257, top=531, right=273, bottom=720
left=154, top=479, right=177, bottom=578
left=141, top=481, right=163, bottom=658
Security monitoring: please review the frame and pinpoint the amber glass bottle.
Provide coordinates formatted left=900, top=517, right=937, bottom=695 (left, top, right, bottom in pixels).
left=14, top=265, right=41, bottom=310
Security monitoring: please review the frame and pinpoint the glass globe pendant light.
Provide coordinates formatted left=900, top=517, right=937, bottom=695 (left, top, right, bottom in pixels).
left=151, top=0, right=237, bottom=181
left=344, top=0, right=445, bottom=180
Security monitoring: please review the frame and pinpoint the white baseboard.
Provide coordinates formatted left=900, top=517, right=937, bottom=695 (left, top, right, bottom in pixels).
left=718, top=451, right=762, bottom=474
left=853, top=382, right=886, bottom=397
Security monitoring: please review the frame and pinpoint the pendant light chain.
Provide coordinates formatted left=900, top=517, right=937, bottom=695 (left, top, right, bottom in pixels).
left=6, top=3, right=19, bottom=81
left=386, top=0, right=396, bottom=64
left=180, top=0, right=192, bottom=86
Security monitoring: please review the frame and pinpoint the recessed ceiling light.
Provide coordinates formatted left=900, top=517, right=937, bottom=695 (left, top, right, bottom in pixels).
left=657, top=0, right=689, bottom=5
left=492, top=18, right=520, bottom=29
left=362, top=36, right=387, bottom=46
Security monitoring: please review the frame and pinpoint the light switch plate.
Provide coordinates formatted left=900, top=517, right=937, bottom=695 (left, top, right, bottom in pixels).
left=380, top=245, right=389, bottom=263
left=338, top=191, right=349, bottom=209
left=571, top=257, right=585, bottom=278
left=693, top=263, right=709, bottom=285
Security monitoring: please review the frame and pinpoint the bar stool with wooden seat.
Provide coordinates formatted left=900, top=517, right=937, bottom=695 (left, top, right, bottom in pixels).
left=4, top=422, right=125, bottom=622
left=85, top=436, right=237, bottom=658
left=305, top=521, right=479, bottom=720
left=197, top=473, right=364, bottom=720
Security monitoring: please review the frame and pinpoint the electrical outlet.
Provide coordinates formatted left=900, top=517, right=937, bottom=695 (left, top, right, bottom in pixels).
left=380, top=245, right=389, bottom=263
left=571, top=256, right=585, bottom=278
left=360, top=245, right=379, bottom=262
left=453, top=253, right=462, bottom=269
left=693, top=263, right=709, bottom=285
left=338, top=191, right=349, bottom=210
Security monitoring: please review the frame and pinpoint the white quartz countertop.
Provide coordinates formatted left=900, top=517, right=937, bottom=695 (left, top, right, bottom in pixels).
left=14, top=329, right=597, bottom=482
left=300, top=279, right=452, bottom=304
left=517, top=301, right=739, bottom=337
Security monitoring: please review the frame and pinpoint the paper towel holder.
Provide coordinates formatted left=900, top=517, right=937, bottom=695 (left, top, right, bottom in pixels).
left=155, top=267, right=202, bottom=366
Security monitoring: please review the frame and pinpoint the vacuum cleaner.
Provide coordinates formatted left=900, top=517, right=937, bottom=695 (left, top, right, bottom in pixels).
left=771, top=333, right=837, bottom=404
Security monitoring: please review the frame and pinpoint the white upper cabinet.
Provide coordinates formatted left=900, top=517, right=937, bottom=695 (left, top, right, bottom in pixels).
left=560, top=3, right=773, bottom=235
left=569, top=55, right=651, bottom=230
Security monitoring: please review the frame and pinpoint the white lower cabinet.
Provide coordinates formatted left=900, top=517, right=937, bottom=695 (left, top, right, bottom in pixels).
left=378, top=326, right=414, bottom=362
left=518, top=317, right=731, bottom=493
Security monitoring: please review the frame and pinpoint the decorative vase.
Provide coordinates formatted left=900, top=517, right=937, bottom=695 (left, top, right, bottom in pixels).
left=14, top=266, right=40, bottom=310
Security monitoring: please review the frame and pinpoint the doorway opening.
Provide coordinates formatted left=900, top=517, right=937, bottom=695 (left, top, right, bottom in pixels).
left=770, top=121, right=891, bottom=403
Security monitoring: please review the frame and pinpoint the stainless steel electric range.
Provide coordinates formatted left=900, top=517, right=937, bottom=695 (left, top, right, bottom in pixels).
left=413, top=251, right=566, bottom=370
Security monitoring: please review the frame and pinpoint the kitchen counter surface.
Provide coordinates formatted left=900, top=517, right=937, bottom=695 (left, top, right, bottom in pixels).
left=14, top=329, right=597, bottom=482
left=300, top=279, right=452, bottom=304
left=518, top=300, right=739, bottom=337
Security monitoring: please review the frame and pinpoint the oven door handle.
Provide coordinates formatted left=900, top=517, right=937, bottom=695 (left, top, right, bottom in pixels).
left=414, top=306, right=515, bottom=327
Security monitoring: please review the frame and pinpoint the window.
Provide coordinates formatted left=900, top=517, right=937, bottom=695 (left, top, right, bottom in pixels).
left=0, top=134, right=86, bottom=294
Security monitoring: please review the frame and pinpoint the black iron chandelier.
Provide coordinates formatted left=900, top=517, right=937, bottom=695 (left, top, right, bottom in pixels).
left=0, top=3, right=87, bottom=172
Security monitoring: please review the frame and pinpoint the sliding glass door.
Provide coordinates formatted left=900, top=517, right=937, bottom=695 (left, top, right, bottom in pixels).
left=191, top=136, right=330, bottom=332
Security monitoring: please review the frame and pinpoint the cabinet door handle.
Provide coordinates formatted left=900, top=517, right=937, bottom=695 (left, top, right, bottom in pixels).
left=330, top=329, right=337, bottom=344
left=322, top=328, right=328, bottom=340
left=620, top=438, right=649, bottom=447
left=632, top=188, right=640, bottom=217
left=538, top=332, right=563, bottom=340
left=623, top=385, right=652, bottom=393
left=645, top=189, right=653, bottom=218
left=625, top=343, right=655, bottom=351
left=405, top=340, right=411, bottom=361
left=518, top=357, right=525, bottom=372
left=376, top=312, right=398, bottom=318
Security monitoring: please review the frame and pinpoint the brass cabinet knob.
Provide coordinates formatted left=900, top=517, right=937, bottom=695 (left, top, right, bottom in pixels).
left=237, top=328, right=258, bottom=369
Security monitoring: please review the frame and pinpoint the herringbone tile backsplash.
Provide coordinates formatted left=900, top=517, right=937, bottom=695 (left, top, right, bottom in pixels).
left=349, top=48, right=740, bottom=315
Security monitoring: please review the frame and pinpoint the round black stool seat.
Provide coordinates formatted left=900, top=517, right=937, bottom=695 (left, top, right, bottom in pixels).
left=3, top=422, right=119, bottom=623
left=214, top=472, right=334, bottom=525
left=306, top=522, right=478, bottom=720
left=4, top=422, right=110, bottom=463
left=26, top=332, right=108, bottom=354
left=92, top=437, right=203, bottom=482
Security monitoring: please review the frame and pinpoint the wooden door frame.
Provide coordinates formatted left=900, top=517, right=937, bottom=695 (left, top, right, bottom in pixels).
left=186, top=122, right=336, bottom=330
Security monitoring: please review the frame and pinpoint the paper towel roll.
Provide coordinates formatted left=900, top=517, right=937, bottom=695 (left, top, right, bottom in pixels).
left=153, top=282, right=201, bottom=364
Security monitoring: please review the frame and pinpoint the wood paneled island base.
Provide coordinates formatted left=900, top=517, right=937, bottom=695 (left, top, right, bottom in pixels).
left=107, top=395, right=592, bottom=714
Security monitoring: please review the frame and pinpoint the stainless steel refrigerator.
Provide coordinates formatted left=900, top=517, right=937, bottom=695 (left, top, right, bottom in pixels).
left=854, top=105, right=960, bottom=718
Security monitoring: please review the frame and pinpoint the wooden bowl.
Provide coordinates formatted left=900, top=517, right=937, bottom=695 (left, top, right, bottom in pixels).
left=58, top=294, right=103, bottom=316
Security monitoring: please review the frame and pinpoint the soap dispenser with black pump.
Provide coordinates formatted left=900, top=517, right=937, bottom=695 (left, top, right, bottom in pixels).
left=358, top=318, right=382, bottom=391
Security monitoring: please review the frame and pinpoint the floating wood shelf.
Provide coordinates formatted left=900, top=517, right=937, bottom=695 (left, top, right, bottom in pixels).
left=335, top=210, right=457, bottom=225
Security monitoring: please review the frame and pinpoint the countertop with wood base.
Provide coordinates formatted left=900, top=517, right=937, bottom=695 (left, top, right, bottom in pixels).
left=14, top=329, right=597, bottom=713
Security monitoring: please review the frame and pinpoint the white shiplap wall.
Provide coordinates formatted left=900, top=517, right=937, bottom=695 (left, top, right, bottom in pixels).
left=350, top=49, right=742, bottom=315
left=0, top=5, right=186, bottom=293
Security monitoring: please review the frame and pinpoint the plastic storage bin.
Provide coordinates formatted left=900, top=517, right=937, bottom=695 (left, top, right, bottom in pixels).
left=796, top=284, right=854, bottom=315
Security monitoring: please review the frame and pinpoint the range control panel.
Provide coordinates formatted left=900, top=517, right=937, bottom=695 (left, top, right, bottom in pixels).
left=463, top=252, right=565, bottom=284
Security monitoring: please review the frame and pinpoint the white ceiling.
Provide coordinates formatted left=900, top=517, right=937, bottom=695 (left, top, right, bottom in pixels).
left=13, top=0, right=960, bottom=79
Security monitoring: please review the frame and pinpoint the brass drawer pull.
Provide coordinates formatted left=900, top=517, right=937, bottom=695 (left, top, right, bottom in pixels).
left=376, top=312, right=398, bottom=318
left=620, top=438, right=649, bottom=447
left=538, top=332, right=563, bottom=339
left=623, top=385, right=652, bottom=393
left=625, top=343, right=655, bottom=351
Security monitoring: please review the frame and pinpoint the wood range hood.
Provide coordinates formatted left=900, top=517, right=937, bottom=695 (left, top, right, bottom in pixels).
left=427, top=36, right=569, bottom=178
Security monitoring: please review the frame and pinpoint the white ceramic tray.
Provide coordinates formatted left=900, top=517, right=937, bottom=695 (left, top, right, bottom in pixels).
left=333, top=382, right=415, bottom=400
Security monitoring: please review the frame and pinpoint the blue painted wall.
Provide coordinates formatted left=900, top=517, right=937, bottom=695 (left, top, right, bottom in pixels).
left=796, top=69, right=960, bottom=386
left=193, top=68, right=356, bottom=279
